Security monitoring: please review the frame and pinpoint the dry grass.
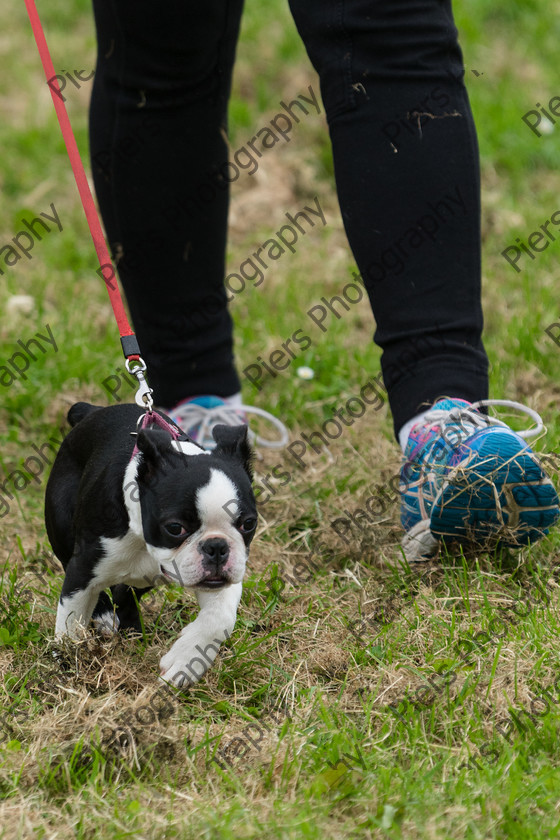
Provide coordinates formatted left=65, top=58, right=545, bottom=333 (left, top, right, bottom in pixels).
left=3, top=0, right=560, bottom=837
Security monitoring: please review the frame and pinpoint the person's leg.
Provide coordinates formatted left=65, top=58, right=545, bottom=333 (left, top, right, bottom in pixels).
left=89, top=0, right=244, bottom=408
left=288, top=0, right=487, bottom=438
left=288, top=0, right=559, bottom=556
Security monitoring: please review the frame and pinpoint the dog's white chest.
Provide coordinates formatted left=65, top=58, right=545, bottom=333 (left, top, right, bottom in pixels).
left=98, top=531, right=161, bottom=588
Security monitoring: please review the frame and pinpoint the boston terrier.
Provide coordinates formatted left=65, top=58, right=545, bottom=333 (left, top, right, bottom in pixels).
left=45, top=402, right=257, bottom=688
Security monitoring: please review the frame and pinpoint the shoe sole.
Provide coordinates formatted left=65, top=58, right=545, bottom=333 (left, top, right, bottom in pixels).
left=430, top=429, right=559, bottom=547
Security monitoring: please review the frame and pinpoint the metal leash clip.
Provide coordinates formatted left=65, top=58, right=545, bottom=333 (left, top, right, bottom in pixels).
left=125, top=357, right=154, bottom=412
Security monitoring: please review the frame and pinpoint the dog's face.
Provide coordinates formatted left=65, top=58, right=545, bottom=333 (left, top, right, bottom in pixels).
left=128, top=424, right=257, bottom=589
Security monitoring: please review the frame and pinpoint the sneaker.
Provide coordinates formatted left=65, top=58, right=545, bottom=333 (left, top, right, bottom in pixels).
left=165, top=395, right=289, bottom=450
left=400, top=398, right=560, bottom=561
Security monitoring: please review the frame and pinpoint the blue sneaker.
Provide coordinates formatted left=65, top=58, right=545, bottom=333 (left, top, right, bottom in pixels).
left=400, top=398, right=560, bottom=561
left=166, top=395, right=289, bottom=450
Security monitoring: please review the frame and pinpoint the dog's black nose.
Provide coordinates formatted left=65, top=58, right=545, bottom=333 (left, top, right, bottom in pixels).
left=200, top=537, right=230, bottom=568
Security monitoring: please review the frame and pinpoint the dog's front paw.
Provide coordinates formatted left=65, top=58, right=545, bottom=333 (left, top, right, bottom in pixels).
left=159, top=659, right=193, bottom=689
left=159, top=629, right=223, bottom=688
left=159, top=646, right=202, bottom=689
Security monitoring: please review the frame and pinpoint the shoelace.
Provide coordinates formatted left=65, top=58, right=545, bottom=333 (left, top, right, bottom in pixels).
left=172, top=401, right=290, bottom=450
left=421, top=399, right=545, bottom=447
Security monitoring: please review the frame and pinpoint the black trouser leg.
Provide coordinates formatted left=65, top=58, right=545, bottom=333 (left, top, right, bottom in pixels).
left=89, top=0, right=244, bottom=407
left=289, top=0, right=489, bottom=436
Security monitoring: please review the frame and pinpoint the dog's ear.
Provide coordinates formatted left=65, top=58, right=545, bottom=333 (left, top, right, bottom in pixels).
left=136, top=428, right=177, bottom=484
left=212, top=424, right=253, bottom=480
left=67, top=402, right=101, bottom=427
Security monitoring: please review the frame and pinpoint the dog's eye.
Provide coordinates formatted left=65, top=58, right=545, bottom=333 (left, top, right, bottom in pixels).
left=238, top=517, right=257, bottom=533
left=164, top=522, right=187, bottom=537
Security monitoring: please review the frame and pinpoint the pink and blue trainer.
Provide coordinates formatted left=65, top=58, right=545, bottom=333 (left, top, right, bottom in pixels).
left=400, top=398, right=559, bottom=560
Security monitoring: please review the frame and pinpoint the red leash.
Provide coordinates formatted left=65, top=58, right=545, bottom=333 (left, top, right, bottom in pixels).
left=24, top=0, right=153, bottom=409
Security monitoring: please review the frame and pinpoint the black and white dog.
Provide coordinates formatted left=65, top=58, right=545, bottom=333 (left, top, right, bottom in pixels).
left=45, top=402, right=257, bottom=687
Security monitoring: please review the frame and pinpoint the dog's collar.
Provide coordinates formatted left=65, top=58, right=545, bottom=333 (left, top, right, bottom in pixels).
left=130, top=410, right=205, bottom=459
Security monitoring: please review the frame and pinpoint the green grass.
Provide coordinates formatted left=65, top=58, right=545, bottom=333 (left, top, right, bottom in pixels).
left=2, top=0, right=560, bottom=838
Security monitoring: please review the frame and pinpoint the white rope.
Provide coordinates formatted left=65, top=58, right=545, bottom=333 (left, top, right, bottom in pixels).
left=420, top=398, right=545, bottom=445
left=171, top=401, right=290, bottom=449
left=471, top=399, right=545, bottom=439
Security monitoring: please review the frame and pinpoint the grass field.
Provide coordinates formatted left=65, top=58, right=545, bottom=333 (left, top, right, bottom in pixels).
left=2, top=0, right=560, bottom=837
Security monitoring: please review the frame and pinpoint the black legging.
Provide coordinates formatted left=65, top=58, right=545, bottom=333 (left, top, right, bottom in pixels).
left=89, top=0, right=488, bottom=436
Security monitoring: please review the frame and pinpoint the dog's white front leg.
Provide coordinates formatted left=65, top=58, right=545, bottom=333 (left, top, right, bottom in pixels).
left=159, top=582, right=242, bottom=688
left=55, top=585, right=101, bottom=640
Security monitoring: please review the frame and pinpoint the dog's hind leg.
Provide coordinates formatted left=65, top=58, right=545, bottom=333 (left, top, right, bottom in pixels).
left=112, top=584, right=152, bottom=634
left=92, top=590, right=120, bottom=636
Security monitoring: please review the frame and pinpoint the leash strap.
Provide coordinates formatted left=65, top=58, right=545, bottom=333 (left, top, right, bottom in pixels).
left=131, top=411, right=201, bottom=459
left=24, top=0, right=152, bottom=401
